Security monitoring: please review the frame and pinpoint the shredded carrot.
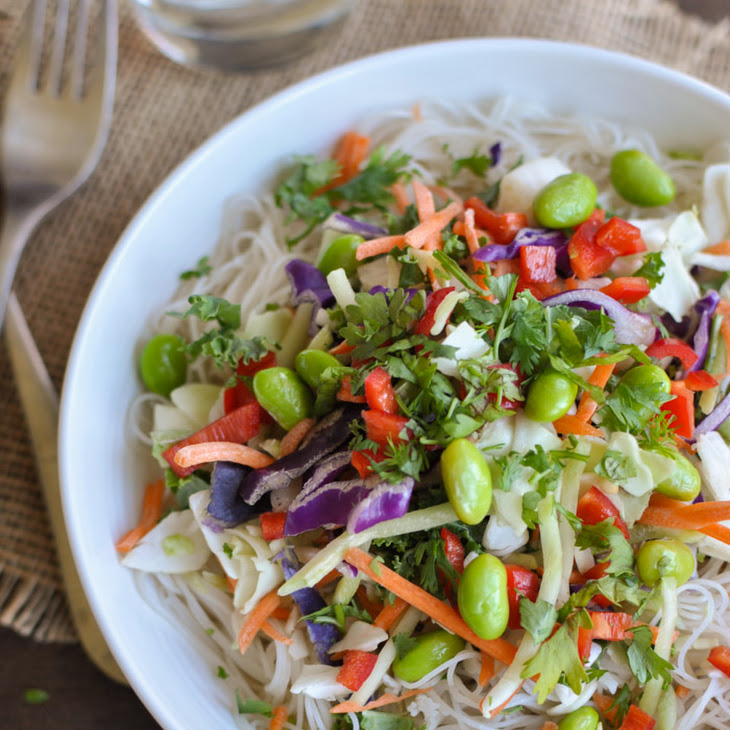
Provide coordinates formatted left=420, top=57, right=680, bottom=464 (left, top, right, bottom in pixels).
left=115, top=479, right=165, bottom=553
left=593, top=692, right=618, bottom=723
left=260, top=620, right=293, bottom=646
left=462, top=208, right=481, bottom=255
left=174, top=441, right=274, bottom=470
left=699, top=522, right=730, bottom=544
left=390, top=181, right=409, bottom=215
left=316, top=131, right=370, bottom=194
left=703, top=240, right=730, bottom=255
left=356, top=585, right=385, bottom=619
left=427, top=267, right=442, bottom=290
left=639, top=492, right=730, bottom=531
left=372, top=597, right=408, bottom=632
left=720, top=317, right=730, bottom=376
left=404, top=200, right=462, bottom=251
left=481, top=687, right=520, bottom=718
left=411, top=102, right=423, bottom=122
left=540, top=723, right=559, bottom=730
left=478, top=651, right=496, bottom=687
left=552, top=414, right=605, bottom=438
left=279, top=418, right=316, bottom=457
left=268, top=704, right=288, bottom=730
left=429, top=184, right=463, bottom=207
left=330, top=687, right=431, bottom=714
left=355, top=234, right=407, bottom=261
left=329, top=340, right=355, bottom=356
left=227, top=576, right=238, bottom=594
left=576, top=362, right=616, bottom=421
left=315, top=569, right=341, bottom=590
left=412, top=177, right=436, bottom=221
left=675, top=683, right=692, bottom=699
left=344, top=547, right=517, bottom=665
left=270, top=606, right=291, bottom=621
left=237, top=590, right=281, bottom=654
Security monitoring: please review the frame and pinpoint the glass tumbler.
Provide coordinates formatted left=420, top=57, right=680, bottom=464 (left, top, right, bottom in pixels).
left=129, top=0, right=359, bottom=71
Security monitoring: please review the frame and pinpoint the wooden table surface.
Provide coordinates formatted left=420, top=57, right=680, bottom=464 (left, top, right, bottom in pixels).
left=1, top=0, right=728, bottom=727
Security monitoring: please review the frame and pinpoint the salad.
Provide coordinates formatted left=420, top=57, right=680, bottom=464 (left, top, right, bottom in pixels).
left=120, top=98, right=730, bottom=730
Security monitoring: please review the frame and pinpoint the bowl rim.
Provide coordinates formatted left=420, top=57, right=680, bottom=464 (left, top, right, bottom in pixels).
left=58, top=36, right=730, bottom=729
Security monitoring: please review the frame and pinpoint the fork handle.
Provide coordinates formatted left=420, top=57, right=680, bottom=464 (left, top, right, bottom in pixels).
left=5, top=294, right=127, bottom=684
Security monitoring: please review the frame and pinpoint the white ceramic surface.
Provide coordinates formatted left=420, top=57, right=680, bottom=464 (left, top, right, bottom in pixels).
left=59, top=38, right=730, bottom=730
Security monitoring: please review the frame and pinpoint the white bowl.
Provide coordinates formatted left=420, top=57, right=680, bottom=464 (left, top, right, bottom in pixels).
left=59, top=38, right=730, bottom=729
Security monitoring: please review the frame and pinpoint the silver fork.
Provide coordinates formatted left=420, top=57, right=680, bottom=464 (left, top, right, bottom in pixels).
left=1, top=0, right=124, bottom=683
left=0, top=0, right=117, bottom=325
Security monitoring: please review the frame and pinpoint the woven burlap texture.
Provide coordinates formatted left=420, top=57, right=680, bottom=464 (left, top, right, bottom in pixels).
left=0, top=0, right=728, bottom=643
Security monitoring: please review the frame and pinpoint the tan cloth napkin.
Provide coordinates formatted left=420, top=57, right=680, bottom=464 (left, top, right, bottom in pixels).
left=0, top=0, right=728, bottom=643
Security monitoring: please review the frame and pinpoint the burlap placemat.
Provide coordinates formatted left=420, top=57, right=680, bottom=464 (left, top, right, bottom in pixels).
left=0, top=0, right=728, bottom=644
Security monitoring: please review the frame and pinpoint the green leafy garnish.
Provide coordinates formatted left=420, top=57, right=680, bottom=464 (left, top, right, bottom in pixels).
left=180, top=256, right=212, bottom=281
left=633, top=251, right=665, bottom=289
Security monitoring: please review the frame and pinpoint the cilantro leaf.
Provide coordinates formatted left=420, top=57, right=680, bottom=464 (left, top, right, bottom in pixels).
left=625, top=625, right=674, bottom=687
left=235, top=692, right=274, bottom=716
left=600, top=381, right=674, bottom=434
left=519, top=598, right=558, bottom=643
left=182, top=294, right=240, bottom=329
left=521, top=620, right=588, bottom=702
left=575, top=520, right=635, bottom=578
left=393, top=632, right=419, bottom=659
left=180, top=256, right=211, bottom=281
left=595, top=450, right=638, bottom=482
left=633, top=252, right=665, bottom=289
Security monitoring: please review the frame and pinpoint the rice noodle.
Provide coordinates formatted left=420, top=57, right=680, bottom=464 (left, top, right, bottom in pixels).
left=124, top=96, right=730, bottom=728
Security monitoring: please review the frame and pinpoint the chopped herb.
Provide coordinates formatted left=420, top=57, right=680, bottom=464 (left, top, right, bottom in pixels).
left=595, top=450, right=638, bottom=483
left=180, top=256, right=212, bottom=280
left=222, top=542, right=234, bottom=559
left=633, top=251, right=665, bottom=289
left=235, top=692, right=274, bottom=716
left=625, top=625, right=674, bottom=688
left=519, top=598, right=558, bottom=643
left=217, top=665, right=229, bottom=679
left=23, top=688, right=50, bottom=705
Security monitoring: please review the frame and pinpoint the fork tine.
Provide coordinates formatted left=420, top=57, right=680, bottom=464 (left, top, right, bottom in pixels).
left=25, top=0, right=48, bottom=91
left=70, top=0, right=91, bottom=99
left=48, top=0, right=70, bottom=95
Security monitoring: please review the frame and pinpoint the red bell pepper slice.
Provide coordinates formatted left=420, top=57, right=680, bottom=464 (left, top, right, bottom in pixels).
left=645, top=337, right=699, bottom=370
left=576, top=486, right=630, bottom=539
left=505, top=564, right=540, bottom=630
left=579, top=561, right=611, bottom=608
left=259, top=512, right=287, bottom=541
left=618, top=705, right=656, bottom=730
left=163, top=401, right=262, bottom=477
left=440, top=528, right=465, bottom=574
left=568, top=209, right=616, bottom=280
left=519, top=245, right=557, bottom=284
left=413, top=287, right=455, bottom=336
left=351, top=448, right=386, bottom=478
left=661, top=381, right=695, bottom=439
left=515, top=277, right=565, bottom=301
left=362, top=409, right=409, bottom=447
left=464, top=197, right=527, bottom=245
left=595, top=216, right=647, bottom=256
left=685, top=369, right=719, bottom=391
left=336, top=650, right=379, bottom=691
left=599, top=276, right=651, bottom=304
left=708, top=645, right=730, bottom=677
left=364, top=367, right=399, bottom=415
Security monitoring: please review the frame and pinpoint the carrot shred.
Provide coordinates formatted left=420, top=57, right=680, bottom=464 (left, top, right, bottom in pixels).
left=330, top=687, right=432, bottom=714
left=576, top=362, right=616, bottom=421
left=699, top=522, right=730, bottom=544
left=411, top=102, right=423, bottom=122
left=279, top=418, right=316, bottom=457
left=703, top=240, right=730, bottom=255
left=268, top=704, right=288, bottom=730
left=412, top=177, right=436, bottom=221
left=344, top=547, right=517, bottom=665
left=540, top=723, right=559, bottom=730
left=638, top=492, right=730, bottom=531
left=478, top=651, right=496, bottom=687
left=316, top=131, right=370, bottom=194
left=270, top=606, right=291, bottom=621
left=390, top=181, right=409, bottom=215
left=356, top=585, right=384, bottom=619
left=593, top=692, right=618, bottom=723
left=552, top=414, right=605, bottom=438
left=227, top=576, right=238, bottom=594
left=355, top=234, right=407, bottom=261
left=260, top=620, right=293, bottom=646
left=174, top=441, right=274, bottom=470
left=329, top=340, right=355, bottom=356
left=404, top=200, right=462, bottom=251
left=429, top=184, right=463, bottom=208
left=315, top=569, right=342, bottom=590
left=372, top=597, right=408, bottom=632
left=115, top=479, right=166, bottom=553
left=237, top=590, right=281, bottom=654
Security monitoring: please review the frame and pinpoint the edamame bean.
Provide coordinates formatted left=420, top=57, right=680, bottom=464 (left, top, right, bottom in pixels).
left=533, top=173, right=598, bottom=229
left=457, top=553, right=509, bottom=640
left=295, top=349, right=342, bottom=389
left=557, top=706, right=600, bottom=730
left=610, top=149, right=676, bottom=207
left=617, top=363, right=672, bottom=426
left=317, top=234, right=364, bottom=277
left=646, top=445, right=701, bottom=501
left=441, top=438, right=492, bottom=525
left=636, top=538, right=695, bottom=587
left=391, top=629, right=465, bottom=682
left=524, top=370, right=578, bottom=422
left=252, top=366, right=314, bottom=430
left=139, top=333, right=187, bottom=397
